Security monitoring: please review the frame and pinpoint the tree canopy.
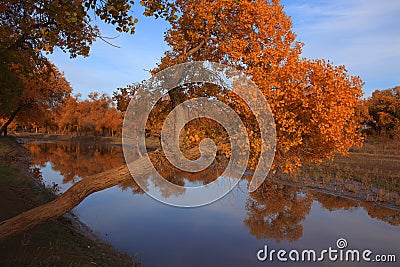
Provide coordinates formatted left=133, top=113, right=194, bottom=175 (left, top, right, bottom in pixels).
left=0, top=0, right=140, bottom=57
left=140, top=0, right=364, bottom=172
left=361, top=86, right=400, bottom=140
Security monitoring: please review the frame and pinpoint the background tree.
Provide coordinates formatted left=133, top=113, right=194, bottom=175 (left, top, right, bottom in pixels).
left=362, top=86, right=400, bottom=140
left=113, top=83, right=139, bottom=113
left=0, top=61, right=72, bottom=135
left=55, top=93, right=123, bottom=136
left=80, top=92, right=122, bottom=136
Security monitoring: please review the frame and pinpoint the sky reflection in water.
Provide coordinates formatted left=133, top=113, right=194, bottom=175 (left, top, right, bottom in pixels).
left=25, top=142, right=400, bottom=267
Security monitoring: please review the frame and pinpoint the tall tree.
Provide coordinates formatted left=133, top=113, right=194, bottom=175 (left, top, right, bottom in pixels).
left=150, top=0, right=364, bottom=172
left=113, top=84, right=139, bottom=113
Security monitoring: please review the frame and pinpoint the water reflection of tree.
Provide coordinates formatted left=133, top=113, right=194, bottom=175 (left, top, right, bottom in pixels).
left=244, top=181, right=313, bottom=242
left=362, top=204, right=400, bottom=226
left=119, top=151, right=227, bottom=198
left=25, top=142, right=126, bottom=183
left=151, top=151, right=228, bottom=198
left=314, top=193, right=359, bottom=211
left=24, top=142, right=400, bottom=234
left=314, top=192, right=400, bottom=226
left=25, top=142, right=225, bottom=197
left=244, top=186, right=400, bottom=243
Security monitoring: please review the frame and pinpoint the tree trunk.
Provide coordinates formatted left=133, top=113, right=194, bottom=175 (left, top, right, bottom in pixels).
left=0, top=157, right=152, bottom=241
left=0, top=105, right=21, bottom=136
left=168, top=88, right=187, bottom=145
left=165, top=38, right=206, bottom=145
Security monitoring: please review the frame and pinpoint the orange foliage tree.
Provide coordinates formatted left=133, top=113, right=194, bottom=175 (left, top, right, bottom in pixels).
left=55, top=93, right=123, bottom=136
left=362, top=86, right=400, bottom=140
left=141, top=0, right=364, bottom=173
left=0, top=60, right=72, bottom=135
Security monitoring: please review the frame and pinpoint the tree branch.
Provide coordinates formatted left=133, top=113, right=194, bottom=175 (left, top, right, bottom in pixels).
left=177, top=38, right=206, bottom=63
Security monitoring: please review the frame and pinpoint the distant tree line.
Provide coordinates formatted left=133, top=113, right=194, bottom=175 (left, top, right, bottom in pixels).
left=1, top=90, right=123, bottom=137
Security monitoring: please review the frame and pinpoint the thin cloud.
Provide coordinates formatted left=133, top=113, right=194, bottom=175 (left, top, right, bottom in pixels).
left=47, top=13, right=169, bottom=98
left=282, top=0, right=400, bottom=95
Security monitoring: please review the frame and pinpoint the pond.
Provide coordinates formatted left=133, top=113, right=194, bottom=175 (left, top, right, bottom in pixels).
left=23, top=141, right=400, bottom=266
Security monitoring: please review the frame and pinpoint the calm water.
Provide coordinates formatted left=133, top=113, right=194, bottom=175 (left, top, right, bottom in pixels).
left=24, top=141, right=400, bottom=266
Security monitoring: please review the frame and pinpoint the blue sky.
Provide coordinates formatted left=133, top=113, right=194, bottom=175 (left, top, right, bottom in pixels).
left=47, top=0, right=400, bottom=98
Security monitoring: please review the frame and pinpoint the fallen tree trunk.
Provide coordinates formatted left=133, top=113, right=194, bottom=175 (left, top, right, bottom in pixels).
left=0, top=147, right=203, bottom=241
left=0, top=157, right=152, bottom=241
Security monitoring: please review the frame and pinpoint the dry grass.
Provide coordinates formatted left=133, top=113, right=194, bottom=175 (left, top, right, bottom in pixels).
left=299, top=139, right=400, bottom=207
